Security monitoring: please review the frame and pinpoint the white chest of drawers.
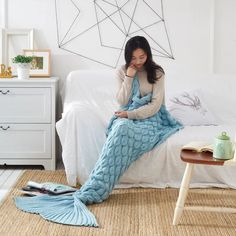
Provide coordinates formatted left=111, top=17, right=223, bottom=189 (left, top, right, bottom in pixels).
left=0, top=77, right=58, bottom=170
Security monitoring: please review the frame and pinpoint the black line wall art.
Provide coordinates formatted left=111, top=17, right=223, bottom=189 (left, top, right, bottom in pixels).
left=55, top=0, right=174, bottom=68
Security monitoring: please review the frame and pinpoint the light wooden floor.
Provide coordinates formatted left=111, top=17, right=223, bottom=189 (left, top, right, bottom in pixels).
left=0, top=169, right=23, bottom=204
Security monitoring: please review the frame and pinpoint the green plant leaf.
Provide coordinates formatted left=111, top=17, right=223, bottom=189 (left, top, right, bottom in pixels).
left=12, top=55, right=33, bottom=63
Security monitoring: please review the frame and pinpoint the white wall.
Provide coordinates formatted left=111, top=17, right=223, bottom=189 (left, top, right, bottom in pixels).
left=160, top=0, right=213, bottom=74
left=0, top=0, right=7, bottom=28
left=214, top=0, right=236, bottom=73
left=1, top=0, right=236, bottom=79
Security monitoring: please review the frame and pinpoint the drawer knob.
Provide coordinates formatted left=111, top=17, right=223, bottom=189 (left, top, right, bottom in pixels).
left=0, top=126, right=10, bottom=130
left=0, top=90, right=10, bottom=95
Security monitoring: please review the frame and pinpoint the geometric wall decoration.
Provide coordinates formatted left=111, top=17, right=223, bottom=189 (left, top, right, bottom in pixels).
left=55, top=0, right=174, bottom=68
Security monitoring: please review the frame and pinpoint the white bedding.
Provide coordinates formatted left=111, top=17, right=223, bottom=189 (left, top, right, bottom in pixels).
left=56, top=70, right=236, bottom=188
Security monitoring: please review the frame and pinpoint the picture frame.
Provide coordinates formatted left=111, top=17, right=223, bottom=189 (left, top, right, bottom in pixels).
left=23, top=49, right=51, bottom=77
left=0, top=28, right=34, bottom=75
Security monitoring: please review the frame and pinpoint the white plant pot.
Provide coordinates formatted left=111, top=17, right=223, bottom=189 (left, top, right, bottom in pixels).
left=16, top=63, right=30, bottom=80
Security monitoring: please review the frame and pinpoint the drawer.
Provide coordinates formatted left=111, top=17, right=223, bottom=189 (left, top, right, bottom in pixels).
left=0, top=124, right=51, bottom=159
left=0, top=87, right=51, bottom=123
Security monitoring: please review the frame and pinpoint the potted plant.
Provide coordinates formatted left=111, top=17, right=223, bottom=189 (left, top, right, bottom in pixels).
left=12, top=55, right=33, bottom=80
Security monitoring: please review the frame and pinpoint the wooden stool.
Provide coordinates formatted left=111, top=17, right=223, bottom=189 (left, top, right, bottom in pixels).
left=173, top=150, right=236, bottom=225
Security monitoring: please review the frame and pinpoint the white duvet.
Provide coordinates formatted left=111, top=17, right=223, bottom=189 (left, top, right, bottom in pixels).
left=56, top=70, right=236, bottom=188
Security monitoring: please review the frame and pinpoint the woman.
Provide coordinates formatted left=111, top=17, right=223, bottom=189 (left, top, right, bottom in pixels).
left=115, top=35, right=165, bottom=120
left=15, top=36, right=182, bottom=228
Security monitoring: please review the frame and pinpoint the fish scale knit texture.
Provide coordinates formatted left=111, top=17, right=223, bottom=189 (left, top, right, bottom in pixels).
left=14, top=75, right=183, bottom=227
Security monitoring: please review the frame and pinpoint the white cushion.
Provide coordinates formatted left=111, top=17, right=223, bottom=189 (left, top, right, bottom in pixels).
left=166, top=89, right=219, bottom=126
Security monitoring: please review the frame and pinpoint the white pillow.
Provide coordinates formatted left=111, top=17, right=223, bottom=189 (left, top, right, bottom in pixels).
left=166, top=89, right=219, bottom=126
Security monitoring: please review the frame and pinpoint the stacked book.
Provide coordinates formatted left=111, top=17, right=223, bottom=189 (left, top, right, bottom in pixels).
left=20, top=181, right=77, bottom=196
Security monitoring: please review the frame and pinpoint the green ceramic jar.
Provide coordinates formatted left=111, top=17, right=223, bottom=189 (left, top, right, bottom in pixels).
left=213, top=131, right=233, bottom=160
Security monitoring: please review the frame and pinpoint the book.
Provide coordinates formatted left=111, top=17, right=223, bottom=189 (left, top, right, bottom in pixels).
left=181, top=141, right=213, bottom=153
left=19, top=189, right=76, bottom=197
left=20, top=181, right=77, bottom=196
left=19, top=189, right=47, bottom=197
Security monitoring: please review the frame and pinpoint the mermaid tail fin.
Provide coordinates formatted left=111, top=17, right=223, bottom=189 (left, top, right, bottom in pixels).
left=14, top=195, right=98, bottom=227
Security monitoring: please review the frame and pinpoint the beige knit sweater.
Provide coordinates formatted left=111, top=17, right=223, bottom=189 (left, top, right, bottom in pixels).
left=116, top=66, right=165, bottom=120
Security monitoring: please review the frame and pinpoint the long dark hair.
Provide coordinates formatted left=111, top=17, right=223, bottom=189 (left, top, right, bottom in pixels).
left=124, top=36, right=164, bottom=84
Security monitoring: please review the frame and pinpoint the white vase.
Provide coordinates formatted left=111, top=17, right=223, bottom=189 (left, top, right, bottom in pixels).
left=16, top=63, right=30, bottom=80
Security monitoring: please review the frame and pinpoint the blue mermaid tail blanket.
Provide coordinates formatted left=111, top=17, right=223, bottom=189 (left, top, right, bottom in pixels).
left=15, top=75, right=183, bottom=227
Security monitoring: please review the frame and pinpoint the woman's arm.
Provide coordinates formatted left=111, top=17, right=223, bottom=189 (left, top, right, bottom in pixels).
left=127, top=73, right=165, bottom=120
left=115, top=67, right=134, bottom=106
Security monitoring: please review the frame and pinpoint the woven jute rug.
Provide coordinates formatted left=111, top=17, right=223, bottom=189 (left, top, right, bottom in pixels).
left=0, top=170, right=236, bottom=236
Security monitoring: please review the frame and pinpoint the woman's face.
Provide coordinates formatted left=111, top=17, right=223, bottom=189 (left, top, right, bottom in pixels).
left=130, top=48, right=147, bottom=70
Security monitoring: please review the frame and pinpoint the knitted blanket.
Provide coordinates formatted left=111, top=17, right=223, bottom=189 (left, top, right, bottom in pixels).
left=15, top=75, right=183, bottom=227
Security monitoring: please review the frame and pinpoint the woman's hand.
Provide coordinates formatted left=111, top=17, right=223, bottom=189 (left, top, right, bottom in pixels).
left=115, top=111, right=128, bottom=118
left=126, top=64, right=137, bottom=78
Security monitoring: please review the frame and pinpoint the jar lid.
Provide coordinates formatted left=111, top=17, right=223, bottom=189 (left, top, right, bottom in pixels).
left=217, top=131, right=230, bottom=140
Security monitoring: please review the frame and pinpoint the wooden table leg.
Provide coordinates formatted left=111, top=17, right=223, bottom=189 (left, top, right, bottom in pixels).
left=173, top=163, right=194, bottom=225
